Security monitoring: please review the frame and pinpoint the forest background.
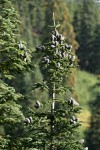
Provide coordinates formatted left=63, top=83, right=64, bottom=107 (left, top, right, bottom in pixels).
left=0, top=0, right=100, bottom=150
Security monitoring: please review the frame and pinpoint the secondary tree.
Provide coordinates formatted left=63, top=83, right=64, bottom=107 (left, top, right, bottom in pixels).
left=0, top=0, right=31, bottom=149
left=85, top=76, right=100, bottom=150
left=73, top=0, right=100, bottom=73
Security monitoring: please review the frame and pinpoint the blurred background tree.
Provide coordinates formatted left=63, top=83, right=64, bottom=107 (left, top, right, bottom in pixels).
left=85, top=76, right=100, bottom=150
left=72, top=0, right=100, bottom=73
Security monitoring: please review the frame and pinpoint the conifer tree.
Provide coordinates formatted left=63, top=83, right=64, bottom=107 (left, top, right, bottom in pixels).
left=88, top=25, right=100, bottom=74
left=73, top=0, right=100, bottom=72
left=24, top=14, right=87, bottom=150
left=42, top=0, right=79, bottom=100
left=43, top=0, right=78, bottom=50
left=85, top=76, right=100, bottom=150
left=0, top=0, right=31, bottom=149
left=0, top=0, right=31, bottom=79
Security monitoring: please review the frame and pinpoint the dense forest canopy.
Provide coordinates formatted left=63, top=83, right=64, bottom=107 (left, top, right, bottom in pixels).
left=0, top=0, right=100, bottom=150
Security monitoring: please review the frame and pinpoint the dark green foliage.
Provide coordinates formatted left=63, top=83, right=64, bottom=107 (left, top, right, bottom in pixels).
left=23, top=17, right=86, bottom=150
left=0, top=80, right=24, bottom=150
left=0, top=0, right=32, bottom=149
left=0, top=0, right=31, bottom=80
left=73, top=0, right=100, bottom=73
left=85, top=77, right=100, bottom=150
left=88, top=25, right=100, bottom=74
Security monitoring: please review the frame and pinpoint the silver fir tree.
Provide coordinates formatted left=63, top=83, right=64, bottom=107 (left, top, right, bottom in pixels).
left=24, top=13, right=87, bottom=150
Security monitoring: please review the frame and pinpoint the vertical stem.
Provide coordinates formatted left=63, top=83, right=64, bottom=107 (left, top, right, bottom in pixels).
left=53, top=12, right=56, bottom=30
left=50, top=83, right=55, bottom=150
